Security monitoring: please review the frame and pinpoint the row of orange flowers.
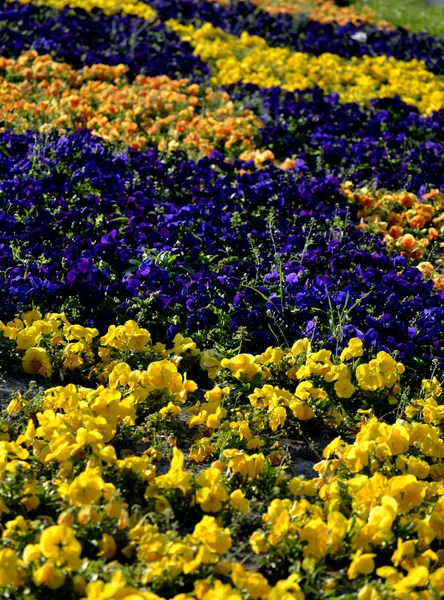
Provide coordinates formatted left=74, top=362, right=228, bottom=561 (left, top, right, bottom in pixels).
left=0, top=51, right=263, bottom=157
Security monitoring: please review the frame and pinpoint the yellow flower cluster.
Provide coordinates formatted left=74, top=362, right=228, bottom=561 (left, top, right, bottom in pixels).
left=1, top=309, right=198, bottom=382
left=248, top=415, right=444, bottom=599
left=1, top=311, right=407, bottom=443
left=319, top=416, right=444, bottom=476
left=10, top=0, right=156, bottom=21
left=190, top=337, right=404, bottom=440
left=0, top=51, right=264, bottom=157
left=2, top=312, right=444, bottom=598
left=343, top=183, right=444, bottom=289
left=168, top=20, right=444, bottom=115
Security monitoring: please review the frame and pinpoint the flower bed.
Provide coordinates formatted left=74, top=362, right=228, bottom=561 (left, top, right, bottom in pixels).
left=0, top=0, right=444, bottom=598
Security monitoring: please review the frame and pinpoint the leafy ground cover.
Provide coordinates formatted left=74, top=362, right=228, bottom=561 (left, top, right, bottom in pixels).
left=0, top=0, right=444, bottom=598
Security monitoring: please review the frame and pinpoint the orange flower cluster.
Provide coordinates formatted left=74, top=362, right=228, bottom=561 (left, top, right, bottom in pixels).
left=0, top=51, right=263, bottom=157
left=342, top=183, right=444, bottom=289
left=206, top=0, right=389, bottom=27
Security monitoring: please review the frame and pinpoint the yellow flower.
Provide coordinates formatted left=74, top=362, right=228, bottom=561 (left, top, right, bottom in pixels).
left=231, top=563, right=270, bottom=599
left=0, top=548, right=20, bottom=586
left=430, top=566, right=444, bottom=595
left=2, top=515, right=28, bottom=539
left=289, top=338, right=311, bottom=357
left=97, top=533, right=117, bottom=559
left=22, top=543, right=42, bottom=565
left=221, top=354, right=264, bottom=381
left=159, top=402, right=182, bottom=417
left=287, top=477, right=317, bottom=497
left=170, top=332, right=199, bottom=356
left=82, top=570, right=163, bottom=599
left=108, top=362, right=132, bottom=389
left=347, top=549, right=376, bottom=579
left=16, top=326, right=42, bottom=350
left=68, top=469, right=105, bottom=506
left=21, top=309, right=42, bottom=326
left=189, top=438, right=215, bottom=463
left=334, top=378, right=356, bottom=398
left=256, top=346, right=283, bottom=365
left=22, top=347, right=52, bottom=377
left=356, top=362, right=382, bottom=391
left=194, top=579, right=242, bottom=600
left=122, top=320, right=152, bottom=350
left=379, top=422, right=410, bottom=455
left=391, top=538, right=416, bottom=567
left=250, top=530, right=269, bottom=554
left=196, top=467, right=222, bottom=488
left=155, top=447, right=192, bottom=493
left=340, top=338, right=364, bottom=361
left=33, top=562, right=66, bottom=589
left=39, top=525, right=82, bottom=568
left=230, top=489, right=250, bottom=514
left=327, top=511, right=349, bottom=553
left=344, top=444, right=370, bottom=472
left=193, top=515, right=232, bottom=554
left=269, top=406, right=287, bottom=431
left=144, top=360, right=191, bottom=396
left=199, top=349, right=222, bottom=379
left=299, top=518, right=329, bottom=560
left=223, top=449, right=265, bottom=479
left=289, top=399, right=314, bottom=420
left=376, top=351, right=405, bottom=387
left=357, top=584, right=380, bottom=600
left=266, top=574, right=305, bottom=600
left=390, top=566, right=429, bottom=595
left=81, top=570, right=127, bottom=600
left=388, top=475, right=425, bottom=513
left=406, top=456, right=430, bottom=479
left=64, top=323, right=99, bottom=343
left=63, top=352, right=84, bottom=370
left=195, top=484, right=227, bottom=513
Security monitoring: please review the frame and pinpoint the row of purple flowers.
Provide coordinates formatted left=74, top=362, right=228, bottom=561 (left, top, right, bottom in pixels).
left=1, top=129, right=443, bottom=376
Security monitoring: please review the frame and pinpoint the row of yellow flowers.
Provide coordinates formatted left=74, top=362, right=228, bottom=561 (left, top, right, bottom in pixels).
left=168, top=20, right=444, bottom=115
left=0, top=311, right=443, bottom=597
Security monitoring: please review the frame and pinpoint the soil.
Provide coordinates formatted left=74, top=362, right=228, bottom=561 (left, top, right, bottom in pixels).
left=0, top=374, right=51, bottom=411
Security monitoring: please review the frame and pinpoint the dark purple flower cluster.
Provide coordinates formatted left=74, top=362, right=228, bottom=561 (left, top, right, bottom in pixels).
left=149, top=0, right=444, bottom=74
left=226, top=85, right=444, bottom=192
left=1, top=130, right=443, bottom=373
left=0, top=0, right=209, bottom=80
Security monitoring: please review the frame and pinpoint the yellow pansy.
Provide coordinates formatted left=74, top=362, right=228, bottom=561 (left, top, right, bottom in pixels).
left=347, top=549, right=376, bottom=579
left=193, top=515, right=232, bottom=554
left=68, top=469, right=105, bottom=506
left=39, top=525, right=82, bottom=568
left=231, top=563, right=271, bottom=599
left=0, top=548, right=20, bottom=587
left=230, top=489, right=250, bottom=514
left=22, top=347, right=52, bottom=377
left=340, top=338, right=364, bottom=362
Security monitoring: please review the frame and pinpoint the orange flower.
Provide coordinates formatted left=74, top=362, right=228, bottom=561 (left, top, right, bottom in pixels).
left=399, top=234, right=416, bottom=251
